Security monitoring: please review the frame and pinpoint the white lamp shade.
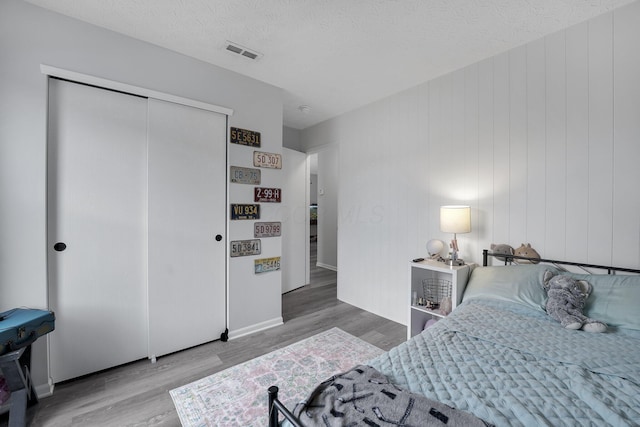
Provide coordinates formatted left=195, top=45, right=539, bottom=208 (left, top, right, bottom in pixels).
left=440, top=205, right=471, bottom=234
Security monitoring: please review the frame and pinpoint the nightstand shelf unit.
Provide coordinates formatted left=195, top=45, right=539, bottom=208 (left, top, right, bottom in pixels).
left=408, top=260, right=474, bottom=339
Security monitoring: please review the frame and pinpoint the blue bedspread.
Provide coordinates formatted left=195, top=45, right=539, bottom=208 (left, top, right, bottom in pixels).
left=369, top=299, right=640, bottom=426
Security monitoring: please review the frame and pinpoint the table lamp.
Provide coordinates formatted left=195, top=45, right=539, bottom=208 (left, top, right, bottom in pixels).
left=440, top=205, right=471, bottom=266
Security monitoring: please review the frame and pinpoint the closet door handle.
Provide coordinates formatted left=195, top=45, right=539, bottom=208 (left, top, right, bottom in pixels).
left=54, top=242, right=67, bottom=252
left=215, top=234, right=223, bottom=242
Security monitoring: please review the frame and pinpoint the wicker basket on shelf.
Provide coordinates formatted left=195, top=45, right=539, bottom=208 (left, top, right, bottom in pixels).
left=421, top=278, right=452, bottom=309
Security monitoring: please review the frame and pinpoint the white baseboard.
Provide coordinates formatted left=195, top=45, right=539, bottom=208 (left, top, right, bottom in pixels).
left=36, top=380, right=54, bottom=398
left=228, top=317, right=283, bottom=340
left=316, top=262, right=337, bottom=272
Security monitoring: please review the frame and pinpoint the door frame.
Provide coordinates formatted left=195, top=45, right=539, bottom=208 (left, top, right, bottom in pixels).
left=305, top=144, right=339, bottom=280
left=306, top=153, right=316, bottom=285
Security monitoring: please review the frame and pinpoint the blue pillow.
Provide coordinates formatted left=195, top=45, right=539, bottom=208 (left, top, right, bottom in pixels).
left=564, top=273, right=640, bottom=331
left=462, top=265, right=558, bottom=311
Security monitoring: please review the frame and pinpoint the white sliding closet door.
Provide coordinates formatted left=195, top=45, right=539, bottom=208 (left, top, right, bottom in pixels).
left=48, top=79, right=149, bottom=382
left=147, top=99, right=227, bottom=358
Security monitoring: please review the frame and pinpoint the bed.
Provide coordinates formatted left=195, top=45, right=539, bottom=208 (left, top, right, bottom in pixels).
left=268, top=250, right=640, bottom=426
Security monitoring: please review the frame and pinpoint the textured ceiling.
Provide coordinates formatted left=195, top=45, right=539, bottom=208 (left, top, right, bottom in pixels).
left=24, top=0, right=635, bottom=129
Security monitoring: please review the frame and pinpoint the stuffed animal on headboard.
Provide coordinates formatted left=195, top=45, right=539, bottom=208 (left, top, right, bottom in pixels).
left=490, top=243, right=514, bottom=261
left=513, top=243, right=540, bottom=264
left=542, top=270, right=606, bottom=333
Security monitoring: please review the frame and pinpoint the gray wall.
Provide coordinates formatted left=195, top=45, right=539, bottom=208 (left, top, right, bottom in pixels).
left=302, top=1, right=640, bottom=324
left=0, top=0, right=283, bottom=393
left=283, top=126, right=303, bottom=152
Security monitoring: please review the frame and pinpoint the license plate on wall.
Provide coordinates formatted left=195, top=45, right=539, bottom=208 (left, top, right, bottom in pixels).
left=230, top=166, right=261, bottom=185
left=253, top=151, right=282, bottom=169
left=254, top=222, right=281, bottom=237
left=255, top=256, right=281, bottom=274
left=230, top=239, right=261, bottom=257
left=230, top=204, right=260, bottom=220
left=230, top=127, right=261, bottom=147
left=254, top=187, right=281, bottom=203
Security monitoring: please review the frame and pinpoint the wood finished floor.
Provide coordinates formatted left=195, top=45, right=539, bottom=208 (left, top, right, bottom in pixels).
left=307, top=240, right=337, bottom=288
left=3, top=261, right=406, bottom=426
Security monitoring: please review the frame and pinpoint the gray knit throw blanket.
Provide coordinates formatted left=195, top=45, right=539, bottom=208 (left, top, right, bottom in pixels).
left=293, top=365, right=493, bottom=427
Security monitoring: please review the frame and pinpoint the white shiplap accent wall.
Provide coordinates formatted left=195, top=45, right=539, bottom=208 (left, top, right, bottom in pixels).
left=615, top=6, right=640, bottom=267
left=302, top=1, right=640, bottom=325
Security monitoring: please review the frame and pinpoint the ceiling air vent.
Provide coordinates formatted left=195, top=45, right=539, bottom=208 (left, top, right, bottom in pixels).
left=226, top=44, right=242, bottom=55
left=225, top=41, right=262, bottom=60
left=241, top=50, right=258, bottom=60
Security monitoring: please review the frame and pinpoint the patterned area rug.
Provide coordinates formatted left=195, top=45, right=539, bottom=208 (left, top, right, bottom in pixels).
left=170, top=327, right=384, bottom=427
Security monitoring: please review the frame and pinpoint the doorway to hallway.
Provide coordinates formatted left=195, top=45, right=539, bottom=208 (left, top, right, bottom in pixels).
left=309, top=239, right=337, bottom=288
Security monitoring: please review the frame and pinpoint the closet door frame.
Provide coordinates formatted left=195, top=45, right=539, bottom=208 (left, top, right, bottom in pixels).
left=41, top=65, right=233, bottom=117
left=43, top=65, right=233, bottom=366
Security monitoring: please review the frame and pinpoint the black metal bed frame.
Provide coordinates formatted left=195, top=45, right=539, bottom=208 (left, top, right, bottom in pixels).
left=267, top=250, right=640, bottom=427
left=268, top=386, right=303, bottom=427
left=482, top=249, right=640, bottom=274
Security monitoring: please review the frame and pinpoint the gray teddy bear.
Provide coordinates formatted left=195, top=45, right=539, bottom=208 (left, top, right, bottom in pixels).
left=542, top=270, right=607, bottom=333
